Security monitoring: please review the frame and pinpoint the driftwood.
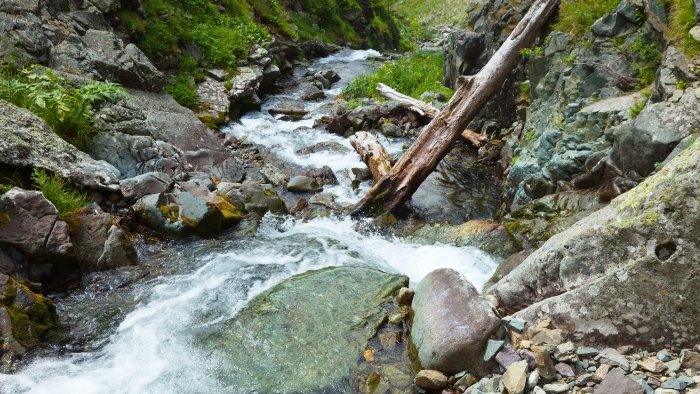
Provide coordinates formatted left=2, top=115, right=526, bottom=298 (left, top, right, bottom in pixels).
left=352, top=0, right=560, bottom=215
left=348, top=131, right=391, bottom=182
left=268, top=108, right=309, bottom=117
left=377, top=83, right=440, bottom=118
left=378, top=83, right=487, bottom=147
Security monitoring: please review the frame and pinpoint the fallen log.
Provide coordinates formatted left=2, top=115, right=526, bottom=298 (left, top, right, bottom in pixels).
left=378, top=83, right=489, bottom=147
left=377, top=83, right=440, bottom=118
left=268, top=108, right=309, bottom=117
left=348, top=131, right=392, bottom=183
left=352, top=0, right=560, bottom=215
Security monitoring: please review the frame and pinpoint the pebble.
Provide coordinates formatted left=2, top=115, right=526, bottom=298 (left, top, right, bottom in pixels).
left=640, top=357, right=667, bottom=373
left=594, top=363, right=612, bottom=382
left=576, top=373, right=593, bottom=386
left=577, top=346, right=600, bottom=358
left=483, top=339, right=505, bottom=362
left=528, top=370, right=540, bottom=389
left=503, top=317, right=527, bottom=333
left=665, top=359, right=682, bottom=373
left=555, top=362, right=575, bottom=378
left=414, top=370, right=447, bottom=390
left=496, top=345, right=523, bottom=369
left=534, top=347, right=557, bottom=381
left=502, top=360, right=528, bottom=394
left=596, top=348, right=631, bottom=372
left=555, top=342, right=577, bottom=362
left=542, top=382, right=569, bottom=393
left=654, top=389, right=680, bottom=394
left=660, top=378, right=687, bottom=390
left=657, top=350, right=674, bottom=362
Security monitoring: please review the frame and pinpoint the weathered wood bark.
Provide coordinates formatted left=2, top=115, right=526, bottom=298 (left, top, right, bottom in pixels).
left=377, top=83, right=440, bottom=118
left=352, top=0, right=560, bottom=215
left=348, top=131, right=391, bottom=183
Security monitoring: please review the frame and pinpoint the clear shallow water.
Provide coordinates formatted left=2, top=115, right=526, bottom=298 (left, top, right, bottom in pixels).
left=0, top=49, right=500, bottom=394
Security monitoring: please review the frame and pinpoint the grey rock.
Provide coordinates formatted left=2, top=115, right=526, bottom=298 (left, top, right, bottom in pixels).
left=0, top=13, right=52, bottom=67
left=502, top=360, right=528, bottom=394
left=681, top=350, right=700, bottom=370
left=199, top=266, right=407, bottom=393
left=45, top=220, right=73, bottom=257
left=242, top=184, right=287, bottom=215
left=657, top=349, right=674, bottom=362
left=484, top=339, right=506, bottom=362
left=0, top=100, right=121, bottom=192
left=596, top=348, right=631, bottom=372
left=528, top=370, right=540, bottom=389
left=542, top=382, right=569, bottom=393
left=66, top=204, right=136, bottom=271
left=468, top=376, right=503, bottom=394
left=300, top=85, right=324, bottom=101
left=443, top=30, right=485, bottom=89
left=576, top=373, right=594, bottom=386
left=89, top=132, right=190, bottom=179
left=612, top=89, right=700, bottom=176
left=184, top=149, right=245, bottom=183
left=229, top=66, right=264, bottom=117
left=554, top=362, right=575, bottom=378
left=490, top=139, right=700, bottom=349
left=577, top=346, right=600, bottom=358
left=660, top=378, right=689, bottom=391
left=690, top=26, right=700, bottom=43
left=119, top=172, right=172, bottom=202
left=286, top=176, right=322, bottom=193
left=412, top=268, right=501, bottom=374
left=554, top=342, right=576, bottom=362
left=597, top=368, right=644, bottom=394
left=0, top=188, right=58, bottom=255
left=496, top=345, right=523, bottom=369
left=503, top=317, right=526, bottom=333
left=195, top=76, right=229, bottom=126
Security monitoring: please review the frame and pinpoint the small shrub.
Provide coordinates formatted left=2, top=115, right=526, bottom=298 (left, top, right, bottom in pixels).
left=553, top=0, right=621, bottom=37
left=520, top=46, right=544, bottom=58
left=628, top=88, right=651, bottom=118
left=31, top=168, right=91, bottom=219
left=166, top=73, right=198, bottom=109
left=0, top=66, right=125, bottom=149
left=629, top=35, right=662, bottom=88
left=342, top=51, right=453, bottom=101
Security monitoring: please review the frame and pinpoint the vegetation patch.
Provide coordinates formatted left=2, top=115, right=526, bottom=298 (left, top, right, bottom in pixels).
left=667, top=0, right=700, bottom=57
left=553, top=0, right=621, bottom=37
left=31, top=168, right=91, bottom=219
left=0, top=66, right=125, bottom=149
left=342, top=51, right=453, bottom=102
left=629, top=35, right=662, bottom=88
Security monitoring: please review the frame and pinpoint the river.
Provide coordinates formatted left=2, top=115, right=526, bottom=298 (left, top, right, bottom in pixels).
left=0, top=49, right=499, bottom=394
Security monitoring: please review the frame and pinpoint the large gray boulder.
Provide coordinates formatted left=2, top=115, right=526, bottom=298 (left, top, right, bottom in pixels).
left=94, top=89, right=222, bottom=152
left=490, top=138, right=700, bottom=348
left=0, top=100, right=121, bottom=192
left=0, top=12, right=52, bottom=67
left=49, top=30, right=165, bottom=91
left=89, top=131, right=190, bottom=179
left=412, top=268, right=501, bottom=375
left=611, top=89, right=700, bottom=176
left=0, top=188, right=61, bottom=256
left=201, top=266, right=407, bottom=393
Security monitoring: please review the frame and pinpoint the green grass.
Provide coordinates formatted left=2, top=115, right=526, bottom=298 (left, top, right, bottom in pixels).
left=166, top=73, right=198, bottom=109
left=342, top=51, right=453, bottom=101
left=389, top=0, right=470, bottom=27
left=31, top=169, right=91, bottom=219
left=553, top=0, right=621, bottom=37
left=628, top=88, right=651, bottom=118
left=667, top=0, right=700, bottom=57
left=0, top=66, right=125, bottom=149
left=629, top=35, right=662, bottom=88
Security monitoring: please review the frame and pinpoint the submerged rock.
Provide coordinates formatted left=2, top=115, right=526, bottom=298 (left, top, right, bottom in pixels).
left=201, top=266, right=407, bottom=393
left=411, top=268, right=501, bottom=375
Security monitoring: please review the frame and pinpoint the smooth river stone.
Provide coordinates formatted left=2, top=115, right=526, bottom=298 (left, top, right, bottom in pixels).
left=200, top=266, right=407, bottom=393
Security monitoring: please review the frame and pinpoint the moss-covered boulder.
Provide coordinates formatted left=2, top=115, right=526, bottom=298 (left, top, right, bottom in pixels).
left=407, top=220, right=521, bottom=260
left=134, top=191, right=243, bottom=237
left=0, top=273, right=58, bottom=372
left=489, top=138, right=700, bottom=348
left=201, top=266, right=407, bottom=393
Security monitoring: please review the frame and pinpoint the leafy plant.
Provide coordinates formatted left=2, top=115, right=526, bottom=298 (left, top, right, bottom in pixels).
left=0, top=66, right=125, bottom=149
left=31, top=168, right=91, bottom=219
left=166, top=73, right=198, bottom=109
left=629, top=35, right=662, bottom=88
left=667, top=0, right=700, bottom=57
left=520, top=46, right=544, bottom=58
left=553, top=0, right=621, bottom=37
left=342, top=51, right=453, bottom=101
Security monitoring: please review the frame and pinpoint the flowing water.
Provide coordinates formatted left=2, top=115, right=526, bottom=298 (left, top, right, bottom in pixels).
left=0, top=50, right=500, bottom=394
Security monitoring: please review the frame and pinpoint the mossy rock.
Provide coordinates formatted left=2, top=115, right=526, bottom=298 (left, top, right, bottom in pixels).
left=200, top=266, right=408, bottom=393
left=2, top=275, right=58, bottom=350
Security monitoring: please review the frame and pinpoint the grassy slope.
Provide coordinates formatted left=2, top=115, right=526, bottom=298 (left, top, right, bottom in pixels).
left=389, top=0, right=470, bottom=27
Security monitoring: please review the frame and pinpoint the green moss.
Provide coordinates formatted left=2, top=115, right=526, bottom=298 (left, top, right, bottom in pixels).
left=0, top=211, right=9, bottom=226
left=342, top=51, right=453, bottom=101
left=3, top=278, right=57, bottom=348
left=31, top=169, right=91, bottom=220
left=553, top=0, right=621, bottom=37
left=667, top=0, right=700, bottom=57
left=523, top=130, right=536, bottom=143
left=642, top=210, right=661, bottom=225
left=159, top=204, right=180, bottom=223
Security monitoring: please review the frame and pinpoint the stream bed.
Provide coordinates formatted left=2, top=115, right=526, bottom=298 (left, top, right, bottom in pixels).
left=0, top=49, right=500, bottom=394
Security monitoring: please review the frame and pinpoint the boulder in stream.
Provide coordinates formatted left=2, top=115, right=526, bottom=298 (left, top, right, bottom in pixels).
left=201, top=266, right=407, bottom=393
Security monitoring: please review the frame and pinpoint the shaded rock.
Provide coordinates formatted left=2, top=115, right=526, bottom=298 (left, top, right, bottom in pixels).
left=596, top=368, right=644, bottom=394
left=119, top=172, right=172, bottom=202
left=0, top=13, right=52, bottom=68
left=0, top=100, right=121, bottom=192
left=412, top=268, right=501, bottom=374
left=200, top=266, right=407, bottom=393
left=681, top=350, right=700, bottom=370
left=65, top=204, right=136, bottom=271
left=490, top=139, right=700, bottom=348
left=483, top=249, right=533, bottom=293
left=228, top=66, right=264, bottom=117
left=300, top=85, right=324, bottom=101
left=286, top=175, right=322, bottom=193
left=554, top=363, right=574, bottom=378
left=241, top=184, right=287, bottom=215
left=484, top=339, right=506, bottom=362
left=184, top=149, right=245, bottom=183
left=534, top=347, right=557, bottom=381
left=408, top=220, right=521, bottom=260
left=596, top=349, right=630, bottom=372
left=397, top=287, right=414, bottom=306
left=414, top=369, right=448, bottom=390
left=301, top=39, right=341, bottom=58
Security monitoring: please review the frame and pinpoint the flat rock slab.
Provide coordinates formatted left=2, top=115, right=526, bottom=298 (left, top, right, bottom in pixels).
left=201, top=266, right=407, bottom=393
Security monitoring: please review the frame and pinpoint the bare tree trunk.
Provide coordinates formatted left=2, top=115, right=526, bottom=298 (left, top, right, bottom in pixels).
left=377, top=83, right=440, bottom=118
left=348, top=131, right=391, bottom=183
left=461, top=129, right=487, bottom=147
left=352, top=0, right=560, bottom=215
